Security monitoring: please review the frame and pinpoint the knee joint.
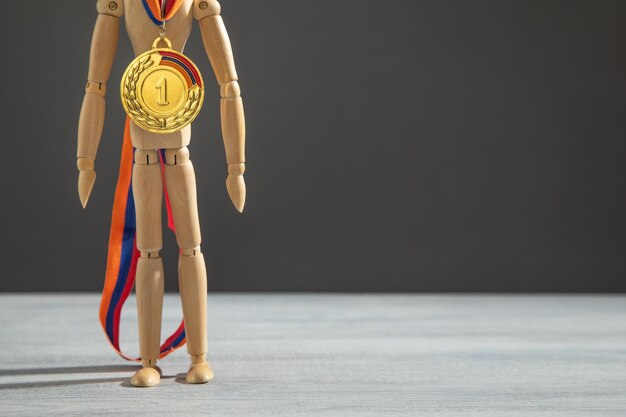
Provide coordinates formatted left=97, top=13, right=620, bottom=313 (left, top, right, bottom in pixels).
left=134, top=149, right=159, bottom=165
left=140, top=251, right=161, bottom=259
left=165, top=147, right=190, bottom=165
left=181, top=246, right=202, bottom=256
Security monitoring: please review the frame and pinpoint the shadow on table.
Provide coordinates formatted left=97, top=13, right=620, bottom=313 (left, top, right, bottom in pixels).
left=0, top=365, right=141, bottom=390
left=0, top=365, right=140, bottom=377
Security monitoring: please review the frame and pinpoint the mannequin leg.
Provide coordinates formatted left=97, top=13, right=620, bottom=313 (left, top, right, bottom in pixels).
left=130, top=149, right=164, bottom=387
left=164, top=146, right=213, bottom=383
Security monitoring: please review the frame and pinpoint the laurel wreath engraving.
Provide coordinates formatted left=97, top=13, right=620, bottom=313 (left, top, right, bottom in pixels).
left=122, top=54, right=202, bottom=132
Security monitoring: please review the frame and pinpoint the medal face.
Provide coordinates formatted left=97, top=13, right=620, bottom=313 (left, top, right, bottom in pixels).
left=121, top=39, right=204, bottom=134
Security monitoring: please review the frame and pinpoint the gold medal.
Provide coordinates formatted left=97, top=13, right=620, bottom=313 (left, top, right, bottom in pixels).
left=120, top=36, right=204, bottom=134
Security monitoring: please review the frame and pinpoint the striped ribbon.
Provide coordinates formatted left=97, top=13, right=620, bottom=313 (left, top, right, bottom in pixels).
left=142, top=0, right=185, bottom=25
left=98, top=118, right=186, bottom=361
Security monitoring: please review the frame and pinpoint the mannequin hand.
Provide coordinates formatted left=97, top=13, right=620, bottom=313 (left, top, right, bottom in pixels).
left=226, top=163, right=246, bottom=213
left=77, top=158, right=97, bottom=208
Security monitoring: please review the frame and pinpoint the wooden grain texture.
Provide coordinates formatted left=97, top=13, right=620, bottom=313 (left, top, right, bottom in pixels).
left=87, top=14, right=119, bottom=83
left=132, top=151, right=163, bottom=253
left=164, top=161, right=201, bottom=249
left=198, top=15, right=238, bottom=85
left=220, top=96, right=246, bottom=164
left=1, top=294, right=626, bottom=416
left=134, top=257, right=164, bottom=364
left=178, top=254, right=208, bottom=357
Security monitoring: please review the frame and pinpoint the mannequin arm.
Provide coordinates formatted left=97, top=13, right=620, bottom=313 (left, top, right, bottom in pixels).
left=195, top=0, right=246, bottom=212
left=77, top=0, right=122, bottom=208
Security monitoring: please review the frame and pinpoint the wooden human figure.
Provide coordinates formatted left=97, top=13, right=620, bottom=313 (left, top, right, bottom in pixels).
left=76, top=0, right=245, bottom=387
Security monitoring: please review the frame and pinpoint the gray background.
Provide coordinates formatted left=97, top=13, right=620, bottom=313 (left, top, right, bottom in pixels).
left=1, top=1, right=625, bottom=292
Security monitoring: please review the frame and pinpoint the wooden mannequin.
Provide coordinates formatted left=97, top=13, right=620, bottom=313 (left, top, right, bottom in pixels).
left=76, top=0, right=246, bottom=387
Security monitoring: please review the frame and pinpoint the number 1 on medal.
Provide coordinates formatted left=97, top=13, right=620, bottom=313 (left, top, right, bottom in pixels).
left=156, top=77, right=169, bottom=105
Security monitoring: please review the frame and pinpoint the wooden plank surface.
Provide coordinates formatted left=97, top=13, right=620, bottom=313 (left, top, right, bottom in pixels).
left=0, top=294, right=625, bottom=416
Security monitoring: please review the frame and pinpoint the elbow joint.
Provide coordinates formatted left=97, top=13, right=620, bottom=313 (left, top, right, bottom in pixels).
left=220, top=80, right=241, bottom=98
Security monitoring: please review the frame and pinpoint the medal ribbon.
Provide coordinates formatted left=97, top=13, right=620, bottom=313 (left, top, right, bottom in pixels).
left=99, top=0, right=187, bottom=362
left=99, top=119, right=185, bottom=361
left=142, top=0, right=184, bottom=25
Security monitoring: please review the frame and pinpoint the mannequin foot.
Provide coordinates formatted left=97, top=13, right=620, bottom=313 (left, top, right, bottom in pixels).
left=131, top=366, right=161, bottom=387
left=186, top=362, right=214, bottom=384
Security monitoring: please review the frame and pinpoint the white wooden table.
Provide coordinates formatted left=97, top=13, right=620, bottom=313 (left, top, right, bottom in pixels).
left=0, top=294, right=625, bottom=416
